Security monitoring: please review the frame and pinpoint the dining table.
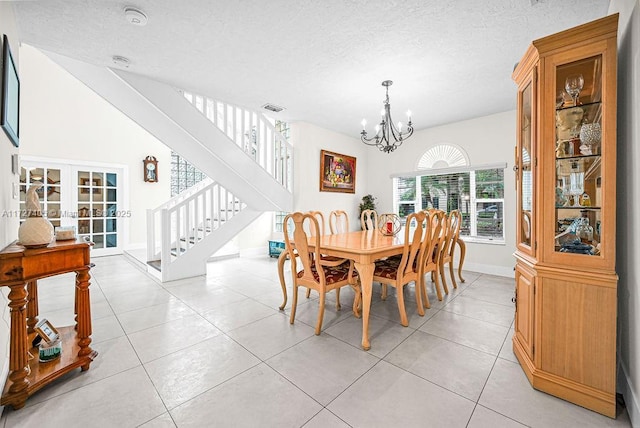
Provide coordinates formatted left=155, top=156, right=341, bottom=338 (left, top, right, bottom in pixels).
left=278, top=229, right=411, bottom=351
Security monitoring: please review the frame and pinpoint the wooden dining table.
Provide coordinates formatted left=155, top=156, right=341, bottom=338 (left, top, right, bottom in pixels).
left=278, top=229, right=408, bottom=351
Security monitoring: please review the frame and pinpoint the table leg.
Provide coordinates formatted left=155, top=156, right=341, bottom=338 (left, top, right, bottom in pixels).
left=457, top=239, right=466, bottom=283
left=26, top=280, right=39, bottom=335
left=75, top=269, right=96, bottom=370
left=277, top=251, right=288, bottom=311
left=6, top=282, right=30, bottom=409
left=354, top=262, right=374, bottom=351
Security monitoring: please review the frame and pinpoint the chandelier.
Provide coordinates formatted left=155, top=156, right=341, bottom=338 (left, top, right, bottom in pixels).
left=360, top=80, right=413, bottom=153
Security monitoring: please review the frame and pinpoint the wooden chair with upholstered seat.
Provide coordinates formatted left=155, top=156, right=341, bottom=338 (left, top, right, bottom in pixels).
left=329, top=210, right=349, bottom=234
left=439, top=210, right=462, bottom=292
left=372, top=211, right=427, bottom=326
left=418, top=209, right=446, bottom=305
left=285, top=212, right=361, bottom=335
left=360, top=209, right=378, bottom=231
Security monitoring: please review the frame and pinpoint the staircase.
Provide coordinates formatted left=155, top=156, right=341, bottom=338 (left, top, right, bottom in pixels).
left=147, top=178, right=261, bottom=281
left=42, top=50, right=293, bottom=281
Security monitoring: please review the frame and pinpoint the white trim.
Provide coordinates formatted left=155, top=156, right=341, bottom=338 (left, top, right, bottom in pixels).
left=619, top=358, right=640, bottom=427
left=390, top=162, right=508, bottom=179
left=20, top=155, right=128, bottom=171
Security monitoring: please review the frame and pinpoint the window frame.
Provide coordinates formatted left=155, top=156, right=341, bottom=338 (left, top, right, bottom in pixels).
left=392, top=164, right=506, bottom=244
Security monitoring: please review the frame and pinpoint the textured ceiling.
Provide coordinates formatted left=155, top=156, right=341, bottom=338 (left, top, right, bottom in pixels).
left=12, top=0, right=610, bottom=137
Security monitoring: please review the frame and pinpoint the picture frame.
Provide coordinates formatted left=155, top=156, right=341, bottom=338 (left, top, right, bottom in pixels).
left=319, top=149, right=356, bottom=193
left=35, top=318, right=60, bottom=344
left=1, top=34, right=19, bottom=147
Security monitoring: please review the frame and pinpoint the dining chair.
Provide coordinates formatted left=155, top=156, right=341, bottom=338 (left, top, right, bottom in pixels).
left=360, top=209, right=378, bottom=231
left=418, top=209, right=446, bottom=305
left=284, top=212, right=361, bottom=335
left=329, top=210, right=350, bottom=234
left=439, top=210, right=461, bottom=292
left=372, top=211, right=427, bottom=326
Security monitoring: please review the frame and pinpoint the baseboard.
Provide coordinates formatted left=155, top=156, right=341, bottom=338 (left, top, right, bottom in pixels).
left=618, top=359, right=640, bottom=427
left=462, top=262, right=515, bottom=278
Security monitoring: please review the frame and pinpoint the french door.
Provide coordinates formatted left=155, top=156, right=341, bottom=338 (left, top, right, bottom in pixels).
left=20, top=158, right=126, bottom=256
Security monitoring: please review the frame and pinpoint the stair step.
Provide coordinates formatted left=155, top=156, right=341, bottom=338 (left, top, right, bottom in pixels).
left=147, top=260, right=162, bottom=271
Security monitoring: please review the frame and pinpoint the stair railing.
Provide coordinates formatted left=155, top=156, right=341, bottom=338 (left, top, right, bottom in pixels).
left=181, top=91, right=293, bottom=192
left=147, top=180, right=245, bottom=271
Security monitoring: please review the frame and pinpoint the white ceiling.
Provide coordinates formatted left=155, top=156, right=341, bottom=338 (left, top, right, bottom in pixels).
left=12, top=0, right=610, bottom=137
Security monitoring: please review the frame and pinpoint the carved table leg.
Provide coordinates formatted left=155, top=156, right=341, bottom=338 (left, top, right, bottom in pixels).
left=354, top=262, right=374, bottom=351
left=277, top=250, right=288, bottom=311
left=6, top=282, right=30, bottom=409
left=75, top=269, right=96, bottom=370
left=26, top=280, right=39, bottom=335
left=457, top=239, right=466, bottom=283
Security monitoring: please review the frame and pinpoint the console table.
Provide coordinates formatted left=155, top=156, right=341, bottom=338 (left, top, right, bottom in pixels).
left=0, top=239, right=98, bottom=409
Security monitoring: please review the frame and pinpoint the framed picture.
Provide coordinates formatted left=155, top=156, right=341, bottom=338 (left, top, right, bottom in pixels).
left=1, top=34, right=19, bottom=147
left=35, top=318, right=60, bottom=344
left=319, top=149, right=356, bottom=193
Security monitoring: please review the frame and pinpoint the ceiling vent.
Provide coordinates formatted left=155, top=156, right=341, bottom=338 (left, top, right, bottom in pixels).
left=262, top=103, right=285, bottom=113
left=112, top=55, right=130, bottom=68
left=124, top=7, right=148, bottom=26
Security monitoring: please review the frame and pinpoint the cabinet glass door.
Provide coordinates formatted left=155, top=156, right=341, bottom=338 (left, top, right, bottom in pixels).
left=517, top=77, right=534, bottom=254
left=554, top=55, right=602, bottom=257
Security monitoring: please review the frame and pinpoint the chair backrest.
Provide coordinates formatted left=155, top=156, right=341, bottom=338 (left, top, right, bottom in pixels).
left=421, top=209, right=446, bottom=270
left=443, top=210, right=461, bottom=257
left=308, top=210, right=326, bottom=236
left=329, top=210, right=349, bottom=234
left=283, top=212, right=323, bottom=285
left=360, top=209, right=378, bottom=231
left=395, top=211, right=427, bottom=278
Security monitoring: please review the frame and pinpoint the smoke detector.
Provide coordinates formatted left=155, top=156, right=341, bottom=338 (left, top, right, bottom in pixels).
left=124, top=7, right=148, bottom=26
left=262, top=103, right=285, bottom=113
left=112, top=55, right=130, bottom=68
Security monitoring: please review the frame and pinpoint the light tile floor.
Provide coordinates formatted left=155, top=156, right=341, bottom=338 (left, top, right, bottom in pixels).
left=0, top=255, right=632, bottom=428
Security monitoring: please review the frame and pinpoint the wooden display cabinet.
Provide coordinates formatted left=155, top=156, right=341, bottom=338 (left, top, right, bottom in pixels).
left=512, top=14, right=618, bottom=417
left=0, top=239, right=98, bottom=409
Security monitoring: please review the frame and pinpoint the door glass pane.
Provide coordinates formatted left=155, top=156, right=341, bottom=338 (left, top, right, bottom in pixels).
left=106, top=234, right=117, bottom=248
left=20, top=167, right=62, bottom=225
left=554, top=55, right=602, bottom=256
left=76, top=169, right=120, bottom=253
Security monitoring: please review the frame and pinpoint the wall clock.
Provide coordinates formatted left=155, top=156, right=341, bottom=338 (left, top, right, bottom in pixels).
left=143, top=156, right=158, bottom=182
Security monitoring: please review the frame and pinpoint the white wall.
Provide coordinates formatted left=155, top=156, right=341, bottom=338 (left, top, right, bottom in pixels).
left=366, top=110, right=517, bottom=277
left=19, top=45, right=171, bottom=247
left=0, top=1, right=20, bottom=412
left=609, top=1, right=640, bottom=426
left=290, top=122, right=369, bottom=230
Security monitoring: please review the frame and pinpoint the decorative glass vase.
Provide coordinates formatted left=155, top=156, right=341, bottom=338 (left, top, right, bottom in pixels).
left=579, top=122, right=601, bottom=154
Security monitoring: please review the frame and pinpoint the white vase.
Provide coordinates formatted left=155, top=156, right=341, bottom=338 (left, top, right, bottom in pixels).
left=18, top=217, right=54, bottom=248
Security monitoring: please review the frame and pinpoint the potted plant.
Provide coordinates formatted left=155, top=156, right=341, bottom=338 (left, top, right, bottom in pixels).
left=359, top=194, right=377, bottom=218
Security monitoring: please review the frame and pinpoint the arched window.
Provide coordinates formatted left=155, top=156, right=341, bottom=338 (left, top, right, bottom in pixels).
left=417, top=144, right=469, bottom=169
left=393, top=144, right=506, bottom=242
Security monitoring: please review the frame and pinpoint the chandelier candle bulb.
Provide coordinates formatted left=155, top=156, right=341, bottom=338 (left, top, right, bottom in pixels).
left=361, top=119, right=367, bottom=130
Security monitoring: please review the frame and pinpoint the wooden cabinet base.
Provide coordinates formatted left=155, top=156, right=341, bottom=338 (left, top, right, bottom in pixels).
left=0, top=327, right=98, bottom=409
left=513, top=337, right=616, bottom=418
